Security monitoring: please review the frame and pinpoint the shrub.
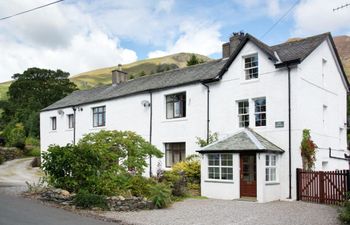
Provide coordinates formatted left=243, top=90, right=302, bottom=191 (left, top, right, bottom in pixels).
left=6, top=123, right=26, bottom=149
left=25, top=137, right=40, bottom=147
left=30, top=157, right=41, bottom=167
left=74, top=190, right=108, bottom=209
left=148, top=183, right=172, bottom=209
left=79, top=130, right=163, bottom=175
left=127, top=175, right=156, bottom=197
left=42, top=130, right=163, bottom=196
left=0, top=155, right=4, bottom=165
left=162, top=170, right=187, bottom=197
left=26, top=147, right=40, bottom=157
left=339, top=200, right=350, bottom=223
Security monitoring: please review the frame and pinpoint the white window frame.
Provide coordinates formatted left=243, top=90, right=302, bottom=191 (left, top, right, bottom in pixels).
left=244, top=54, right=259, bottom=80
left=254, top=97, right=266, bottom=127
left=265, top=154, right=277, bottom=182
left=208, top=153, right=233, bottom=180
left=238, top=100, right=249, bottom=128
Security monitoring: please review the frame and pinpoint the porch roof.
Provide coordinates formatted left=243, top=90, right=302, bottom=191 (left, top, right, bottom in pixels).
left=196, top=128, right=284, bottom=154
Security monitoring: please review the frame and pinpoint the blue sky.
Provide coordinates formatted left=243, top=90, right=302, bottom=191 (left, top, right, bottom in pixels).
left=0, top=0, right=349, bottom=82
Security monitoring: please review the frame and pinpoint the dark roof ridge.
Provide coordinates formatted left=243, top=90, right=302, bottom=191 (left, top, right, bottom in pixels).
left=270, top=32, right=330, bottom=48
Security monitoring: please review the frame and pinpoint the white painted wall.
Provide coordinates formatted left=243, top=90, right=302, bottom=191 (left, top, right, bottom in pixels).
left=40, top=37, right=348, bottom=202
left=200, top=154, right=239, bottom=200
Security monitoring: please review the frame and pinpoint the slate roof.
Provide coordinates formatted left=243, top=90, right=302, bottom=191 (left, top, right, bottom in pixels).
left=42, top=32, right=345, bottom=112
left=270, top=32, right=330, bottom=62
left=42, top=59, right=227, bottom=111
left=197, top=128, right=284, bottom=153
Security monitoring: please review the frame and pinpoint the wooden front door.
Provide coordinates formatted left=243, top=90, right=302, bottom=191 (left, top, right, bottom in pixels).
left=240, top=153, right=257, bottom=197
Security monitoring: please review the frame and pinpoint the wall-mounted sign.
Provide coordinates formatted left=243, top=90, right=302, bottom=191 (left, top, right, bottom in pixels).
left=275, top=121, right=284, bottom=128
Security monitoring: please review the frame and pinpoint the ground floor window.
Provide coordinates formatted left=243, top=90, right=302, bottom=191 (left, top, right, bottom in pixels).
left=208, top=153, right=233, bottom=180
left=165, top=142, right=186, bottom=167
left=265, top=154, right=277, bottom=182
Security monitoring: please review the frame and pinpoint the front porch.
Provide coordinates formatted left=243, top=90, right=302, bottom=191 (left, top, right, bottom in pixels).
left=198, top=128, right=284, bottom=203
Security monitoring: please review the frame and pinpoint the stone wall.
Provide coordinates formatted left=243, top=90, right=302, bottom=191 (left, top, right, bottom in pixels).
left=106, top=196, right=153, bottom=211
left=0, top=147, right=22, bottom=161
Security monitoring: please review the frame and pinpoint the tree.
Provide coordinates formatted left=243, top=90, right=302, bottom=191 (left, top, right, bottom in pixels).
left=0, top=68, right=77, bottom=137
left=196, top=132, right=218, bottom=147
left=186, top=54, right=204, bottom=66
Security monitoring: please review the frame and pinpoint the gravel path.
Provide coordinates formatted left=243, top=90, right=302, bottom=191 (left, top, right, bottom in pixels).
left=0, top=157, right=42, bottom=195
left=102, top=198, right=341, bottom=225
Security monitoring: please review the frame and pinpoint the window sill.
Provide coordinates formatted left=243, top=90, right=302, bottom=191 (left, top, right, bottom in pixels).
left=240, top=78, right=260, bottom=84
left=162, top=117, right=187, bottom=123
left=49, top=130, right=57, bottom=133
left=65, top=129, right=73, bottom=132
left=265, top=182, right=280, bottom=186
left=204, top=179, right=234, bottom=184
left=90, top=126, right=106, bottom=130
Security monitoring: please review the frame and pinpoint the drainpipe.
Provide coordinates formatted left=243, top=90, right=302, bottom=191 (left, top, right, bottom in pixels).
left=72, top=106, right=77, bottom=145
left=287, top=66, right=292, bottom=199
left=149, top=92, right=153, bottom=177
left=201, top=83, right=210, bottom=143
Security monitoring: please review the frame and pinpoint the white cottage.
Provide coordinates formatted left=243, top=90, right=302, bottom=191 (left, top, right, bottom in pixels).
left=40, top=32, right=349, bottom=202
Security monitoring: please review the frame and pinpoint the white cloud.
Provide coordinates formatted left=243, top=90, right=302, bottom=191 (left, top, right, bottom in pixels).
left=293, top=0, right=350, bottom=35
left=0, top=0, right=137, bottom=82
left=0, top=31, right=137, bottom=81
left=232, top=0, right=283, bottom=17
left=156, top=0, right=175, bottom=13
left=148, top=22, right=223, bottom=58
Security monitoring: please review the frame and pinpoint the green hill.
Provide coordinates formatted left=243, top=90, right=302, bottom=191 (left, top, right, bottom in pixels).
left=0, top=53, right=210, bottom=99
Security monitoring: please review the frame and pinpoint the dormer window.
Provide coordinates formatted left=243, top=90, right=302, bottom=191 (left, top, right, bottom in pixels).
left=244, top=54, right=258, bottom=80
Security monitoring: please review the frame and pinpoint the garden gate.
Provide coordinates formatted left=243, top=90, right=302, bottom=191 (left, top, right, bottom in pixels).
left=296, top=169, right=350, bottom=205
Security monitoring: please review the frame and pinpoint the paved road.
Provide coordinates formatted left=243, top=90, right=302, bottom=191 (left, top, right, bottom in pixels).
left=0, top=159, right=120, bottom=225
left=0, top=157, right=41, bottom=195
left=0, top=194, right=117, bottom=225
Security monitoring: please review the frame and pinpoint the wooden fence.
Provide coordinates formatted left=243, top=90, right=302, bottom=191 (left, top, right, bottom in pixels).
left=296, top=169, right=350, bottom=205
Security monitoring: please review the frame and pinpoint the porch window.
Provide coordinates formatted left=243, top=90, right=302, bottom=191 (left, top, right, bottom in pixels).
left=244, top=54, right=258, bottom=80
left=68, top=114, right=74, bottom=129
left=92, top=106, right=106, bottom=127
left=238, top=100, right=249, bottom=127
left=166, top=92, right=186, bottom=119
left=51, top=117, right=57, bottom=130
left=165, top=142, right=186, bottom=167
left=208, top=153, right=233, bottom=180
left=254, top=97, right=266, bottom=127
left=265, top=154, right=277, bottom=182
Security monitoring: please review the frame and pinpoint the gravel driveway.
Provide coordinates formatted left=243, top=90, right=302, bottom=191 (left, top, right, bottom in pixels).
left=102, top=198, right=341, bottom=225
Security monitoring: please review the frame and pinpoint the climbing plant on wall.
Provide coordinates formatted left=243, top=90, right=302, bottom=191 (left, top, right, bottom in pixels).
left=300, top=129, right=317, bottom=170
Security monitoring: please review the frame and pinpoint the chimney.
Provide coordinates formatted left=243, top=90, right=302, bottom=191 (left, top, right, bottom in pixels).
left=112, top=64, right=128, bottom=86
left=222, top=31, right=245, bottom=58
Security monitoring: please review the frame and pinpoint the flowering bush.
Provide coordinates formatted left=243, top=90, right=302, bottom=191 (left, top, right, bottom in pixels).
left=300, top=129, right=317, bottom=170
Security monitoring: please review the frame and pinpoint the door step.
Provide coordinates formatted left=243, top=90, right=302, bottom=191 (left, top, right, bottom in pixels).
left=237, top=197, right=257, bottom=202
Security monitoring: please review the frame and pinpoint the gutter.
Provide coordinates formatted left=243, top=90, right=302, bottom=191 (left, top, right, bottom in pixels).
left=201, top=83, right=210, bottom=143
left=329, top=147, right=350, bottom=161
left=275, top=59, right=301, bottom=200
left=149, top=92, right=153, bottom=177
left=72, top=106, right=77, bottom=145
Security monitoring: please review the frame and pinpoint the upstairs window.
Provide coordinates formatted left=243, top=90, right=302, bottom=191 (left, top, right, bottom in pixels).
left=244, top=54, right=258, bottom=80
left=166, top=92, right=186, bottom=119
left=68, top=114, right=74, bottom=129
left=254, top=98, right=266, bottom=127
left=238, top=100, right=249, bottom=127
left=165, top=142, right=186, bottom=167
left=265, top=154, right=277, bottom=182
left=92, top=106, right=106, bottom=127
left=51, top=117, right=57, bottom=130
